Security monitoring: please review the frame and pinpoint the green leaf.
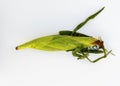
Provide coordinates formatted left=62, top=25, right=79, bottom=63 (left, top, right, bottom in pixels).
left=73, top=7, right=105, bottom=32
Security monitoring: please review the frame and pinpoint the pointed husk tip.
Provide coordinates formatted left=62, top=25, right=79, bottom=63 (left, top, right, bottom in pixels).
left=16, top=46, right=18, bottom=50
left=15, top=46, right=21, bottom=50
left=15, top=44, right=27, bottom=50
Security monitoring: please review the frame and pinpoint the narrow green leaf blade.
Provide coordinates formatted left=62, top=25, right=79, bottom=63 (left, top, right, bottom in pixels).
left=73, top=7, right=105, bottom=32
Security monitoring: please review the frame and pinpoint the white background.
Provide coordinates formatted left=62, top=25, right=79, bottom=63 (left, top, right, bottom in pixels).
left=0, top=0, right=120, bottom=86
